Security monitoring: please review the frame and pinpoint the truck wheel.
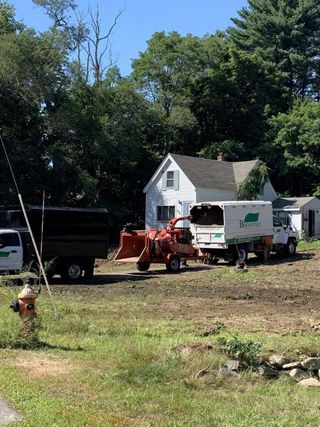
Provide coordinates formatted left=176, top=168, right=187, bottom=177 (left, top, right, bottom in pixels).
left=237, top=247, right=248, bottom=264
left=166, top=256, right=181, bottom=273
left=286, top=239, right=296, bottom=257
left=61, top=261, right=83, bottom=282
left=137, top=262, right=150, bottom=272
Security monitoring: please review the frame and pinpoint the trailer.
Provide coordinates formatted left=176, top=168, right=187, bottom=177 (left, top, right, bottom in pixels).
left=0, top=205, right=108, bottom=281
left=190, top=201, right=298, bottom=263
left=114, top=216, right=206, bottom=273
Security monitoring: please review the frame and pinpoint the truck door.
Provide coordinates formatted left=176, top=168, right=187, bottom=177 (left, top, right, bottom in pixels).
left=272, top=216, right=287, bottom=244
left=0, top=232, right=23, bottom=271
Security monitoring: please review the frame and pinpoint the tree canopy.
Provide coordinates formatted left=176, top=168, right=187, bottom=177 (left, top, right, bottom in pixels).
left=0, top=0, right=320, bottom=235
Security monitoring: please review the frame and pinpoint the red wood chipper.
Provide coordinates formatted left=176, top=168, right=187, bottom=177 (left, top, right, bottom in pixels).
left=114, top=216, right=206, bottom=273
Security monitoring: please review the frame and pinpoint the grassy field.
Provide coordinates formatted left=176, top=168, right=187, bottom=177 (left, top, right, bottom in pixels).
left=1, top=244, right=320, bottom=426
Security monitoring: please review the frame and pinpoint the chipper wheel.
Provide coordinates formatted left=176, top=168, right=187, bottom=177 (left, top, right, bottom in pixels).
left=166, top=256, right=181, bottom=273
left=137, top=262, right=150, bottom=272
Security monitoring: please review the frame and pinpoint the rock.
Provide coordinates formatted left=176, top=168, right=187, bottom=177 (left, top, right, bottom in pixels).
left=0, top=397, right=21, bottom=425
left=225, top=360, right=240, bottom=371
left=298, top=378, right=320, bottom=387
left=268, top=355, right=290, bottom=368
left=218, top=367, right=240, bottom=378
left=301, top=357, right=320, bottom=370
left=289, top=368, right=311, bottom=382
left=256, top=365, right=279, bottom=379
left=282, top=361, right=303, bottom=370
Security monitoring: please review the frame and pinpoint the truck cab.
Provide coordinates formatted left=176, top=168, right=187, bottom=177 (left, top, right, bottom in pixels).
left=0, top=229, right=23, bottom=273
left=272, top=216, right=298, bottom=256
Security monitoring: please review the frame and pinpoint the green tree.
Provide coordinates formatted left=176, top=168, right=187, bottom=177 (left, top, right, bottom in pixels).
left=270, top=100, right=320, bottom=196
left=191, top=40, right=283, bottom=159
left=0, top=2, right=70, bottom=203
left=228, top=0, right=320, bottom=100
left=132, top=31, right=201, bottom=155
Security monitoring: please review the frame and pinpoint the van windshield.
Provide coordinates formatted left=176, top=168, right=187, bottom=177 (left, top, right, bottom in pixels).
left=190, top=205, right=224, bottom=226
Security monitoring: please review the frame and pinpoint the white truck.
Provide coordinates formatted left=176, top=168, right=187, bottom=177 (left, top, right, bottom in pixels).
left=190, top=201, right=298, bottom=263
left=0, top=229, right=23, bottom=272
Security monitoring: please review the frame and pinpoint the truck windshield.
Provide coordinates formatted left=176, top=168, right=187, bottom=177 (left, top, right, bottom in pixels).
left=190, top=205, right=224, bottom=226
left=0, top=233, right=20, bottom=248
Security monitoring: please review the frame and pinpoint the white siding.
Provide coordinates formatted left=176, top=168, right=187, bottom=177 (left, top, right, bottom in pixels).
left=256, top=181, right=277, bottom=202
left=145, top=158, right=196, bottom=229
left=301, top=200, right=320, bottom=238
left=196, top=189, right=236, bottom=203
left=291, top=212, right=302, bottom=236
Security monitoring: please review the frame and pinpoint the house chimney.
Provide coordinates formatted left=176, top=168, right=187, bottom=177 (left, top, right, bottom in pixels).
left=217, top=153, right=224, bottom=161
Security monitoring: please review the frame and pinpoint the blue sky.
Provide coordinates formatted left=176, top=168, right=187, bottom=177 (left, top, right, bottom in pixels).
left=10, top=0, right=248, bottom=76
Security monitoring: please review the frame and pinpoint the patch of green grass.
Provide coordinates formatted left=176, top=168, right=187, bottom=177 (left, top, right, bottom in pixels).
left=297, top=239, right=320, bottom=251
left=1, top=265, right=320, bottom=426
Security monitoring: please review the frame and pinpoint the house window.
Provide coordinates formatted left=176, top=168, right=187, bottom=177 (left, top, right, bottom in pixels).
left=166, top=171, right=174, bottom=188
left=162, top=170, right=179, bottom=190
left=157, top=206, right=175, bottom=222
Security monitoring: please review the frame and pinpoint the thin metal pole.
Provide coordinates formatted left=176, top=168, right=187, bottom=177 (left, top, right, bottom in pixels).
left=18, top=194, right=59, bottom=319
left=0, top=134, right=59, bottom=319
left=38, top=189, right=46, bottom=288
left=40, top=190, right=45, bottom=260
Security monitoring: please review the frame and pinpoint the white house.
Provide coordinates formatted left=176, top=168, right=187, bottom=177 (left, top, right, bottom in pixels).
left=143, top=153, right=277, bottom=229
left=273, top=197, right=320, bottom=238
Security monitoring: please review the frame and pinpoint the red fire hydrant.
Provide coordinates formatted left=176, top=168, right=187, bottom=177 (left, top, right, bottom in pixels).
left=10, top=279, right=38, bottom=337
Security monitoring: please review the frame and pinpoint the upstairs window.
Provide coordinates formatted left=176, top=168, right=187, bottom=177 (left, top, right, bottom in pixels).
left=162, top=170, right=179, bottom=190
left=166, top=171, right=174, bottom=188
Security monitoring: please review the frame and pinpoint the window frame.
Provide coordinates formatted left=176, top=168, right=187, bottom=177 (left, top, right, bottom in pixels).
left=166, top=171, right=174, bottom=189
left=157, top=206, right=175, bottom=222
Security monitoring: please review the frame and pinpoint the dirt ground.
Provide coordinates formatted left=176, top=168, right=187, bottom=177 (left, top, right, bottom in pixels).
left=49, top=249, right=320, bottom=336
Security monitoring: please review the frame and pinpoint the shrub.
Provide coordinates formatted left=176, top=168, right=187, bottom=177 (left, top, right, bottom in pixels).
left=217, top=333, right=261, bottom=366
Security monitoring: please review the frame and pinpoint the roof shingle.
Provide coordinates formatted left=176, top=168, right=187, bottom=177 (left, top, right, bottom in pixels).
left=170, top=153, right=258, bottom=191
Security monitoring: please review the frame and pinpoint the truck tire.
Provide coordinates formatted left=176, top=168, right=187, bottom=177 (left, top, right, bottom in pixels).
left=61, top=261, right=83, bottom=282
left=235, top=246, right=248, bottom=264
left=166, top=256, right=181, bottom=273
left=137, top=262, right=150, bottom=272
left=286, top=239, right=296, bottom=257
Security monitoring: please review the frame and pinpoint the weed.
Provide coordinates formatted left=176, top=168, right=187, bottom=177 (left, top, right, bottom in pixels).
left=217, top=333, right=262, bottom=366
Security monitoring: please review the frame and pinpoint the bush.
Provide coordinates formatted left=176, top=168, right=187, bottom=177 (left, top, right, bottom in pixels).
left=217, top=333, right=261, bottom=366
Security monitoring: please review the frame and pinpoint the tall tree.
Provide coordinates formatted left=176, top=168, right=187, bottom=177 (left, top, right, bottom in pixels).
left=0, top=2, right=70, bottom=203
left=270, top=100, right=320, bottom=196
left=132, top=31, right=200, bottom=155
left=191, top=35, right=284, bottom=159
left=228, top=0, right=320, bottom=101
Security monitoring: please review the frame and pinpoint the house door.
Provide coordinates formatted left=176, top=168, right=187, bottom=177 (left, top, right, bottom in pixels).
left=308, top=210, right=315, bottom=237
left=181, top=201, right=193, bottom=227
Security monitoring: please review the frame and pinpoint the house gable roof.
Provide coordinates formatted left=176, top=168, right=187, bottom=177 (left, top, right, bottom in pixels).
left=170, top=153, right=258, bottom=191
left=272, top=197, right=318, bottom=210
